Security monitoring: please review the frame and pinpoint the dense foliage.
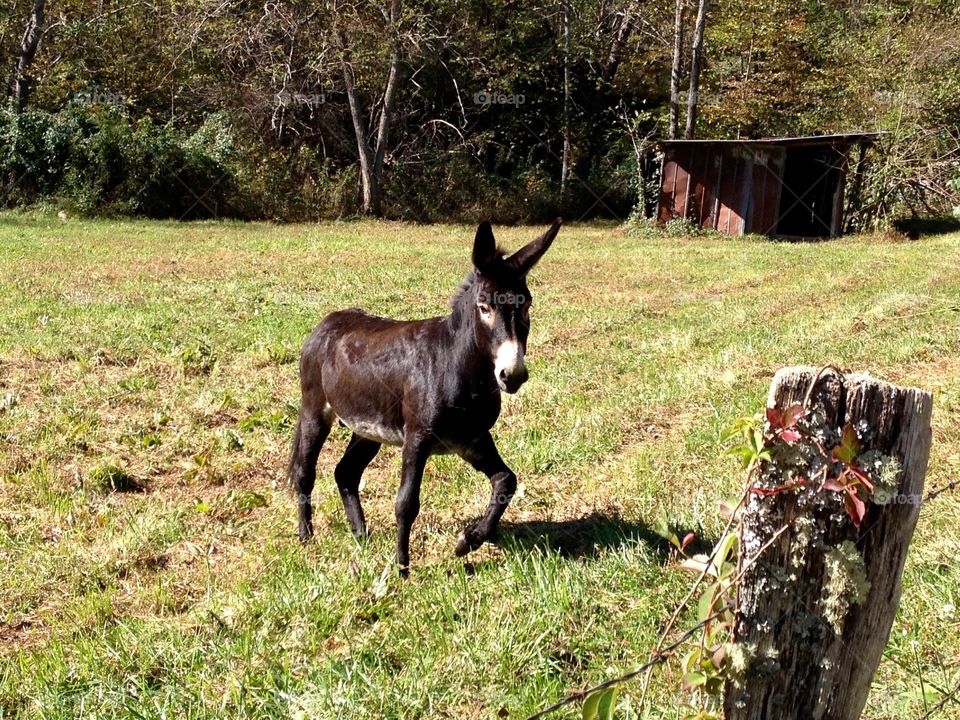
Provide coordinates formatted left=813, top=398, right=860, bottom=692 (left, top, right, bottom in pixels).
left=1, top=0, right=958, bottom=222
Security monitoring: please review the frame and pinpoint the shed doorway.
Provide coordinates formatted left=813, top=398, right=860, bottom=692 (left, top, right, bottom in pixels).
left=775, top=147, right=844, bottom=237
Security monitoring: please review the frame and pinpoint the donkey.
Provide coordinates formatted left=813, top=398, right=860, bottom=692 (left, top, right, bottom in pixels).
left=288, top=218, right=562, bottom=573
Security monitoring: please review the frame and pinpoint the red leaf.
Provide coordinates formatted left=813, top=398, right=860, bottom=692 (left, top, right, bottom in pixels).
left=844, top=488, right=867, bottom=527
left=750, top=479, right=803, bottom=497
left=766, top=406, right=783, bottom=429
left=848, top=466, right=874, bottom=492
left=712, top=645, right=727, bottom=668
left=781, top=429, right=802, bottom=444
left=822, top=476, right=847, bottom=492
left=680, top=532, right=696, bottom=552
left=749, top=484, right=789, bottom=497
left=781, top=403, right=805, bottom=429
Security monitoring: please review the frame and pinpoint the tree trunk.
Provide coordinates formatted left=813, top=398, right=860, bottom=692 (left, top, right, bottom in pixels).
left=668, top=0, right=684, bottom=140
left=337, top=0, right=401, bottom=217
left=372, top=0, right=401, bottom=197
left=560, top=0, right=571, bottom=203
left=724, top=366, right=933, bottom=720
left=684, top=0, right=707, bottom=140
left=601, top=3, right=634, bottom=84
left=845, top=141, right=870, bottom=233
left=9, top=0, right=46, bottom=113
left=340, top=50, right=380, bottom=216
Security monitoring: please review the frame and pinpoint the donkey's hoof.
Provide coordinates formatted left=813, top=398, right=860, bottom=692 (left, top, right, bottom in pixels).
left=351, top=527, right=369, bottom=543
left=455, top=530, right=480, bottom=557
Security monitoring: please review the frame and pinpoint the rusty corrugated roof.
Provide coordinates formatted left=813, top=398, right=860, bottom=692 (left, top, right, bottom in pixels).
left=655, top=132, right=885, bottom=147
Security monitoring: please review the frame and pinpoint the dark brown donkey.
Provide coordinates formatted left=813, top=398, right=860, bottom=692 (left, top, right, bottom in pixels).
left=288, top=219, right=561, bottom=573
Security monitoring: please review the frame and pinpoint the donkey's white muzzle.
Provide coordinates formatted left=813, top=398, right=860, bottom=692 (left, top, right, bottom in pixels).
left=494, top=340, right=528, bottom=393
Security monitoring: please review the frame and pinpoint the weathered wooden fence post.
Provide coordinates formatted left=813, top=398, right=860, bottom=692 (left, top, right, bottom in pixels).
left=724, top=366, right=933, bottom=720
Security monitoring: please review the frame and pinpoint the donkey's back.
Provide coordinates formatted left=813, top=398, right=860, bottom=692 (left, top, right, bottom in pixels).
left=300, top=307, right=444, bottom=446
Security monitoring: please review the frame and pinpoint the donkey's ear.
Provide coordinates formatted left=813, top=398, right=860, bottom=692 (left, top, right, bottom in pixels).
left=506, top=217, right=562, bottom=276
left=472, top=221, right=497, bottom=272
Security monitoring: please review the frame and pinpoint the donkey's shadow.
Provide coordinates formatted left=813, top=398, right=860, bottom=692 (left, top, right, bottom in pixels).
left=482, top=511, right=672, bottom=560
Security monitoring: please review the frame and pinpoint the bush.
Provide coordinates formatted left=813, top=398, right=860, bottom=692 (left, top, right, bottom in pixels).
left=0, top=104, right=237, bottom=218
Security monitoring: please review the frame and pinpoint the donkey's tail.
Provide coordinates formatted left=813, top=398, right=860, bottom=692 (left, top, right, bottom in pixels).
left=287, top=413, right=303, bottom=490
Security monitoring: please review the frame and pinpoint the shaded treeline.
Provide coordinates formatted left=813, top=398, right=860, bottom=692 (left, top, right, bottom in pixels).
left=1, top=0, right=958, bottom=223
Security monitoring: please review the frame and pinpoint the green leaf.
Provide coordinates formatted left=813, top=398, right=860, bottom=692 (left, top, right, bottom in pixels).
left=227, top=489, right=268, bottom=511
left=698, top=583, right=719, bottom=621
left=901, top=686, right=943, bottom=704
left=710, top=532, right=739, bottom=578
left=682, top=671, right=708, bottom=690
left=833, top=423, right=861, bottom=464
left=582, top=689, right=601, bottom=720
left=727, top=446, right=755, bottom=469
left=683, top=648, right=702, bottom=672
left=653, top=515, right=682, bottom=549
left=718, top=561, right=736, bottom=581
left=597, top=687, right=619, bottom=720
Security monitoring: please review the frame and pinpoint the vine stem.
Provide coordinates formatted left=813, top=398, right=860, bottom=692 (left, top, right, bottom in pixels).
left=636, top=361, right=842, bottom=712
left=525, top=522, right=791, bottom=720
left=629, top=365, right=858, bottom=712
left=729, top=523, right=789, bottom=588
left=636, top=483, right=751, bottom=709
left=924, top=478, right=960, bottom=503
left=801, top=364, right=846, bottom=409
left=523, top=605, right=733, bottom=720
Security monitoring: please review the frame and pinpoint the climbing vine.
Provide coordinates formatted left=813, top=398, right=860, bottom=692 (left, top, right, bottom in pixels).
left=533, top=373, right=945, bottom=720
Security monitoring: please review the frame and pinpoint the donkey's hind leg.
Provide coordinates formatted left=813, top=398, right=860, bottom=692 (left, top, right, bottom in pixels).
left=335, top=433, right=381, bottom=541
left=289, top=405, right=333, bottom=543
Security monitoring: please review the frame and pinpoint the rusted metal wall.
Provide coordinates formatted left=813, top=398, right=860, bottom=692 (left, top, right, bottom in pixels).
left=748, top=148, right=785, bottom=235
left=657, top=143, right=789, bottom=236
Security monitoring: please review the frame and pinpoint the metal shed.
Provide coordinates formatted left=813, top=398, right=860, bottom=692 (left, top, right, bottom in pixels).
left=656, top=133, right=882, bottom=238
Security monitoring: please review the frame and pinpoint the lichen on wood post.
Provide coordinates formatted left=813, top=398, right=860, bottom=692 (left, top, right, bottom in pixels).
left=724, top=366, right=933, bottom=720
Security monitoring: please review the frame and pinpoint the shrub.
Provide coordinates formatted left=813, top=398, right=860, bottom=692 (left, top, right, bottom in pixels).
left=0, top=104, right=237, bottom=218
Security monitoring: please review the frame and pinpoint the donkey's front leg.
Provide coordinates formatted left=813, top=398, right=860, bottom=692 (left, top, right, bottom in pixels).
left=455, top=433, right=517, bottom=557
left=396, top=434, right=430, bottom=576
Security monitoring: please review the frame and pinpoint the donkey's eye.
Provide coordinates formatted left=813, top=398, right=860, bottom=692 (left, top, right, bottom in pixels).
left=477, top=303, right=493, bottom=317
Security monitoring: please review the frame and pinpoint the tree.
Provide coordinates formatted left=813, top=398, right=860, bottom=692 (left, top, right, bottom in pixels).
left=338, top=0, right=403, bottom=217
left=684, top=0, right=707, bottom=139
left=8, top=0, right=46, bottom=112
left=668, top=0, right=684, bottom=139
left=560, top=0, right=571, bottom=204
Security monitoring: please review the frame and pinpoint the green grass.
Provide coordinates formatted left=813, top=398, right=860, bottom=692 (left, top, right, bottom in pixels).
left=1, top=214, right=960, bottom=718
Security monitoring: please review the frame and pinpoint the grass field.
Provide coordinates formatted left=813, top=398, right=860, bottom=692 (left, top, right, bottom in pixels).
left=1, top=213, right=960, bottom=719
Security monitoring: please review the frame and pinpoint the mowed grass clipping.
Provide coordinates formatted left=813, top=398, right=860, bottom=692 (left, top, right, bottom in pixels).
left=1, top=214, right=960, bottom=719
